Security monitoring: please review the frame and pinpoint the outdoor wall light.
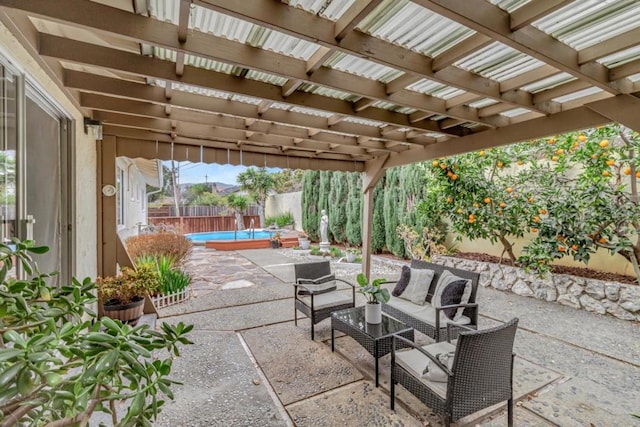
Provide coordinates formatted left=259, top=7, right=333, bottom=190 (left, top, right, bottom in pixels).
left=83, top=117, right=103, bottom=140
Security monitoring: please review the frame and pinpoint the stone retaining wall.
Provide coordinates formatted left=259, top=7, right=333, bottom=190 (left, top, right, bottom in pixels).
left=433, top=255, right=640, bottom=322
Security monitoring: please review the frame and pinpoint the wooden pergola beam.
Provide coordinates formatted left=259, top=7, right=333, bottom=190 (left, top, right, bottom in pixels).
left=334, top=0, right=383, bottom=41
left=509, top=0, right=573, bottom=31
left=66, top=71, right=423, bottom=146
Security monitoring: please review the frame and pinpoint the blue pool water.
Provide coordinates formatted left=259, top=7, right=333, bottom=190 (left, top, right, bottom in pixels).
left=185, top=230, right=276, bottom=242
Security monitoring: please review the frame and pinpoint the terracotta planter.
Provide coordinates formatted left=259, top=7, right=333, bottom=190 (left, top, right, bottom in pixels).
left=102, top=299, right=145, bottom=325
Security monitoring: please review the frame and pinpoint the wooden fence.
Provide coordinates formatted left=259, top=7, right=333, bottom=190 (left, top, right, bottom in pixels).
left=148, top=205, right=259, bottom=217
left=148, top=215, right=260, bottom=234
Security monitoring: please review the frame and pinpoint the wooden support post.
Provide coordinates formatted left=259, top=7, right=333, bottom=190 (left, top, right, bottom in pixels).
left=361, top=154, right=389, bottom=279
left=99, top=135, right=117, bottom=277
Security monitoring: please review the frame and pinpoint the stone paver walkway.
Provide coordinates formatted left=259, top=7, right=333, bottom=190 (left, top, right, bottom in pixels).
left=155, top=247, right=640, bottom=426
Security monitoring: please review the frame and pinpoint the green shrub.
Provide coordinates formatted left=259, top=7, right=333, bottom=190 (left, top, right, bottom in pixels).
left=265, top=211, right=294, bottom=228
left=136, top=254, right=191, bottom=296
left=0, top=240, right=192, bottom=425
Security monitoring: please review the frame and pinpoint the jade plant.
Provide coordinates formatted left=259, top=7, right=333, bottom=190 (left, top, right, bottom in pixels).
left=0, top=240, right=193, bottom=426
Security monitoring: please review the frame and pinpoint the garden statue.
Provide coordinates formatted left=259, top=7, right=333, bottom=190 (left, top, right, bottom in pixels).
left=319, top=209, right=330, bottom=252
left=320, top=209, right=329, bottom=243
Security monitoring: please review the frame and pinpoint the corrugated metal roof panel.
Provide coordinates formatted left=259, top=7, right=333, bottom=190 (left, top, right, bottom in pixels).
left=324, top=52, right=404, bottom=83
left=148, top=0, right=179, bottom=24
left=343, top=116, right=386, bottom=127
left=371, top=100, right=415, bottom=113
left=501, top=107, right=531, bottom=117
left=245, top=70, right=288, bottom=86
left=168, top=81, right=263, bottom=105
left=520, top=73, right=575, bottom=93
left=553, top=87, right=603, bottom=103
left=288, top=0, right=356, bottom=20
left=406, top=79, right=466, bottom=99
left=455, top=42, right=543, bottom=82
left=489, top=0, right=532, bottom=13
left=289, top=106, right=335, bottom=117
left=468, top=98, right=498, bottom=108
left=628, top=73, right=640, bottom=83
left=297, top=83, right=360, bottom=101
left=358, top=0, right=475, bottom=57
left=598, top=45, right=640, bottom=67
left=534, top=0, right=640, bottom=51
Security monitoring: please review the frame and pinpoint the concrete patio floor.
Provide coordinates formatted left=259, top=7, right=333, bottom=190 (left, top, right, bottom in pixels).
left=154, top=248, right=640, bottom=426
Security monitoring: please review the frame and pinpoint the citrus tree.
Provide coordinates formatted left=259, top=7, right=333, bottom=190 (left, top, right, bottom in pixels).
left=517, top=124, right=640, bottom=280
left=421, top=146, right=544, bottom=262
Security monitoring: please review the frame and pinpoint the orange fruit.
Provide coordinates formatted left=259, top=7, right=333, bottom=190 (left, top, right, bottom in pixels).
left=556, top=149, right=564, bottom=155
left=624, top=167, right=631, bottom=175
left=551, top=156, right=559, bottom=161
left=531, top=227, right=538, bottom=233
left=602, top=170, right=610, bottom=177
left=440, top=163, right=447, bottom=169
left=451, top=174, right=458, bottom=180
left=578, top=134, right=587, bottom=142
left=606, top=159, right=615, bottom=166
left=532, top=216, right=540, bottom=223
left=479, top=150, right=485, bottom=156
left=457, top=208, right=463, bottom=214
left=591, top=154, right=598, bottom=159
left=473, top=202, right=480, bottom=208
left=528, top=197, right=535, bottom=203
left=571, top=244, right=578, bottom=251
left=636, top=171, right=640, bottom=179
left=447, top=170, right=453, bottom=177
left=432, top=160, right=439, bottom=167
left=497, top=161, right=504, bottom=168
left=446, top=196, right=453, bottom=203
left=558, top=246, right=565, bottom=252
left=539, top=208, right=547, bottom=214
left=506, top=187, right=513, bottom=193
left=468, top=214, right=475, bottom=219
left=517, top=160, right=524, bottom=166
left=599, top=139, right=609, bottom=148
left=598, top=237, right=607, bottom=243
left=548, top=138, right=555, bottom=145
left=499, top=202, right=507, bottom=208
left=468, top=218, right=475, bottom=224
left=484, top=197, right=491, bottom=204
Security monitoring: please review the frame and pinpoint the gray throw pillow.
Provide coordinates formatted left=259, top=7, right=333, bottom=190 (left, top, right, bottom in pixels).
left=400, top=268, right=435, bottom=305
left=392, top=265, right=411, bottom=297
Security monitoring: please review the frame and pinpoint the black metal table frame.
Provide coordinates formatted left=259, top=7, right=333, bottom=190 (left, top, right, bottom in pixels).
left=331, top=307, right=414, bottom=387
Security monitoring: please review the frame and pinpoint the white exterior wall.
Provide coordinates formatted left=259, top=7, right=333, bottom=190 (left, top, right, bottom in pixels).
left=0, top=21, right=97, bottom=280
left=116, top=158, right=150, bottom=241
left=266, top=191, right=302, bottom=231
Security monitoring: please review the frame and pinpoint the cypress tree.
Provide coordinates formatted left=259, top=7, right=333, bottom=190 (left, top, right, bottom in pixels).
left=371, top=175, right=386, bottom=253
left=328, top=172, right=348, bottom=243
left=383, top=168, right=405, bottom=257
left=345, top=172, right=363, bottom=246
left=301, top=171, right=320, bottom=240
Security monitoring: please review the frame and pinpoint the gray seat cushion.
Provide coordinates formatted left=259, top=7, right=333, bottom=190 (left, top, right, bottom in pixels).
left=299, top=291, right=352, bottom=310
left=396, top=341, right=455, bottom=398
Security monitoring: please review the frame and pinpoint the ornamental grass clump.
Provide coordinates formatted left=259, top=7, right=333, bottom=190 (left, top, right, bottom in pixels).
left=0, top=240, right=193, bottom=426
left=126, top=231, right=192, bottom=266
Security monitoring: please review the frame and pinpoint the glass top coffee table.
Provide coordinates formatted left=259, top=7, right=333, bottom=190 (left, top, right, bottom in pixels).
left=331, top=306, right=414, bottom=387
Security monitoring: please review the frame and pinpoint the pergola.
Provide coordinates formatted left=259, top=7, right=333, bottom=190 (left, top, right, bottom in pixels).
left=2, top=0, right=640, bottom=276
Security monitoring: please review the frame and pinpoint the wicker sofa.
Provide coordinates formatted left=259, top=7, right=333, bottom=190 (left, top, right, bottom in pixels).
left=382, top=259, right=480, bottom=342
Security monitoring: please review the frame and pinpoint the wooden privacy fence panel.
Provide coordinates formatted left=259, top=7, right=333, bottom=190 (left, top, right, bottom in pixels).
left=148, top=215, right=260, bottom=234
left=148, top=205, right=259, bottom=217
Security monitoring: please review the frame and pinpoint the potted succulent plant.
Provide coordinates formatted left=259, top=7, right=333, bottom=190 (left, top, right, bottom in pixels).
left=356, top=273, right=390, bottom=324
left=270, top=231, right=282, bottom=249
left=97, top=264, right=160, bottom=325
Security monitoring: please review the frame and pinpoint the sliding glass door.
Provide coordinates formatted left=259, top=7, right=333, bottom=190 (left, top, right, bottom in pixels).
left=0, top=57, right=72, bottom=283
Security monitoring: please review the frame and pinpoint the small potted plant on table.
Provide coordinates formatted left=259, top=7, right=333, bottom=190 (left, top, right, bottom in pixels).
left=356, top=273, right=390, bottom=324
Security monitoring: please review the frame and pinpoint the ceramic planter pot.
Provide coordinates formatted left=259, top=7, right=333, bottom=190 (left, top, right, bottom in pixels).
left=346, top=252, right=357, bottom=263
left=102, top=298, right=145, bottom=325
left=298, top=238, right=310, bottom=250
left=365, top=302, right=382, bottom=324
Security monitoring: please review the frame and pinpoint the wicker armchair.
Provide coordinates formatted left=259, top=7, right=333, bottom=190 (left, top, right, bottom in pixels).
left=391, top=318, right=519, bottom=427
left=293, top=261, right=355, bottom=340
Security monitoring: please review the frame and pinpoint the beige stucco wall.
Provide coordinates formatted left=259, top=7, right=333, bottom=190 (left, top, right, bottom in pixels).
left=116, top=157, right=151, bottom=241
left=266, top=191, right=302, bottom=231
left=0, top=22, right=97, bottom=280
left=451, top=233, right=633, bottom=276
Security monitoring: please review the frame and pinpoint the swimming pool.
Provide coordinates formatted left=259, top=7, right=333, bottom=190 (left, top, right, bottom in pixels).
left=185, top=230, right=276, bottom=242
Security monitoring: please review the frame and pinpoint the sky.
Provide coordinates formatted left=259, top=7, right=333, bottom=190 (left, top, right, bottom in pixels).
left=163, top=161, right=280, bottom=185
